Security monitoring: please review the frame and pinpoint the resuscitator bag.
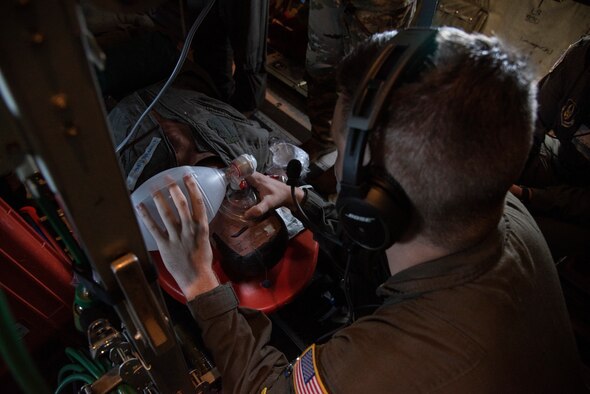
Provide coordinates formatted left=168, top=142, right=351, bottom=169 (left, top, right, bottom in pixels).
left=131, top=154, right=257, bottom=251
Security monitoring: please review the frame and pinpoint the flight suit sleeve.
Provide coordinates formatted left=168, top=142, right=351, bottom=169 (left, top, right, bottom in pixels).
left=296, top=188, right=340, bottom=241
left=187, top=191, right=339, bottom=393
left=188, top=284, right=296, bottom=394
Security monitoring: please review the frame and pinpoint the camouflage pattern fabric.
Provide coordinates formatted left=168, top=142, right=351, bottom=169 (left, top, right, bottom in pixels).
left=345, top=0, right=417, bottom=52
left=306, top=0, right=416, bottom=147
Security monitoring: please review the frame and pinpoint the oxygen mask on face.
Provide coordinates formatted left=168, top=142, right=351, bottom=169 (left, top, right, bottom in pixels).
left=210, top=185, right=288, bottom=281
left=131, top=154, right=257, bottom=251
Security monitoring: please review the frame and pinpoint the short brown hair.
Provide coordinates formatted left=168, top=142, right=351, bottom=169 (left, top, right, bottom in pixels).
left=337, top=28, right=536, bottom=247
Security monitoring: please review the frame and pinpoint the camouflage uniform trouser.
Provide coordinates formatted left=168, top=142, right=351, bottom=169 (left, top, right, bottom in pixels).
left=190, top=0, right=268, bottom=113
left=306, top=0, right=417, bottom=145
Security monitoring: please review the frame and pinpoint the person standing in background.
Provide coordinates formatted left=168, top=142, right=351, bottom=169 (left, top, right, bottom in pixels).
left=303, top=0, right=416, bottom=161
left=189, top=0, right=269, bottom=115
left=511, top=36, right=590, bottom=259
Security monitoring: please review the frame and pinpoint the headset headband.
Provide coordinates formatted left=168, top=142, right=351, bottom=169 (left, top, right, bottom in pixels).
left=340, top=29, right=439, bottom=195
left=336, top=28, right=439, bottom=250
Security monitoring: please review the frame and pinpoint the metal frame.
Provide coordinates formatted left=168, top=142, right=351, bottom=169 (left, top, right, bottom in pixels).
left=0, top=1, right=193, bottom=392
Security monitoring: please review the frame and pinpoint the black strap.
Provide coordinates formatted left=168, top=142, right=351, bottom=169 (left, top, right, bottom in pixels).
left=73, top=260, right=159, bottom=307
left=415, top=0, right=440, bottom=27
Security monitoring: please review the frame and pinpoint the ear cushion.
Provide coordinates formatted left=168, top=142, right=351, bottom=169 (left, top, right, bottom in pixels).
left=338, top=168, right=411, bottom=250
left=335, top=29, right=437, bottom=250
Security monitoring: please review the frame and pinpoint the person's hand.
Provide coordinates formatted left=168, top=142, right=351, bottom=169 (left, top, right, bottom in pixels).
left=136, top=174, right=219, bottom=301
left=244, top=172, right=305, bottom=218
left=509, top=184, right=523, bottom=198
left=509, top=184, right=532, bottom=203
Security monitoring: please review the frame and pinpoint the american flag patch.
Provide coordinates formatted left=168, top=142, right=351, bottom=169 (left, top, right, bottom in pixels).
left=293, top=345, right=327, bottom=394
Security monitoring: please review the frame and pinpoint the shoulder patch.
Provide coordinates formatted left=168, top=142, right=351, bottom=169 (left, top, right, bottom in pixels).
left=293, top=345, right=328, bottom=394
left=561, top=98, right=577, bottom=128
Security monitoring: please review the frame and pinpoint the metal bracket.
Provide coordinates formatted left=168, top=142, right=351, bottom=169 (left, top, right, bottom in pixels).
left=111, top=254, right=172, bottom=354
left=0, top=1, right=195, bottom=392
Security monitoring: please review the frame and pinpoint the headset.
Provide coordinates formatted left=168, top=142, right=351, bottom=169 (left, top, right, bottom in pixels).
left=336, top=28, right=439, bottom=251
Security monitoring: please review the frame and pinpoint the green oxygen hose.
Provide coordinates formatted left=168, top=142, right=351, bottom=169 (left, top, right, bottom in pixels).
left=0, top=289, right=50, bottom=394
left=26, top=176, right=89, bottom=267
left=117, top=384, right=138, bottom=394
left=53, top=373, right=94, bottom=394
left=64, top=347, right=102, bottom=379
left=57, top=363, right=86, bottom=384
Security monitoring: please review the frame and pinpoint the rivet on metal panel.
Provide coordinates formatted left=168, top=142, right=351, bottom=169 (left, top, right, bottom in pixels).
left=31, top=32, right=45, bottom=44
left=50, top=93, right=68, bottom=109
left=65, top=126, right=79, bottom=137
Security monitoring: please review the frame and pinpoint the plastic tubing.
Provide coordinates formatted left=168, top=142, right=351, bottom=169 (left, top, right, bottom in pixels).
left=54, top=373, right=94, bottom=394
left=64, top=347, right=101, bottom=379
left=115, top=0, right=217, bottom=154
left=0, top=289, right=50, bottom=394
left=117, top=384, right=138, bottom=394
left=57, top=363, right=85, bottom=383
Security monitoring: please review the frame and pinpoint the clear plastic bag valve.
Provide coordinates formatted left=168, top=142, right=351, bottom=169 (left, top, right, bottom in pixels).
left=131, top=154, right=257, bottom=251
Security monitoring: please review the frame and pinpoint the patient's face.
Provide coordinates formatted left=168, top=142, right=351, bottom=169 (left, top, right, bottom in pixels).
left=165, top=125, right=198, bottom=166
left=152, top=111, right=199, bottom=166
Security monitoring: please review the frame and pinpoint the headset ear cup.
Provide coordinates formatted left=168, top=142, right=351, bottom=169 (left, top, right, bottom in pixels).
left=335, top=29, right=436, bottom=250
left=338, top=169, right=412, bottom=250
left=368, top=171, right=412, bottom=246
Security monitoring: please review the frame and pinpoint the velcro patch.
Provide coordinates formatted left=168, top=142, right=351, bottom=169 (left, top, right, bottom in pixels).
left=293, top=345, right=328, bottom=394
left=126, top=137, right=161, bottom=190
